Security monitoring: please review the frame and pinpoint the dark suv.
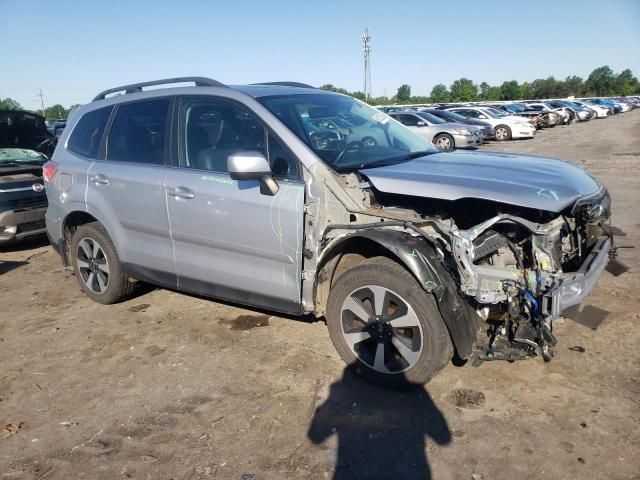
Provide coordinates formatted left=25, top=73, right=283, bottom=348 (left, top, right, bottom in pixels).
left=0, top=110, right=53, bottom=244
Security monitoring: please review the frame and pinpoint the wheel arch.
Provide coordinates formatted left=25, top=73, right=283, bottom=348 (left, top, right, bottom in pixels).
left=433, top=132, right=455, bottom=149
left=60, top=210, right=103, bottom=265
left=315, top=228, right=480, bottom=359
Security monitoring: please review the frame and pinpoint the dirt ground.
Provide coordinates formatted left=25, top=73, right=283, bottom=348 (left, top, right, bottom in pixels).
left=1, top=111, right=639, bottom=480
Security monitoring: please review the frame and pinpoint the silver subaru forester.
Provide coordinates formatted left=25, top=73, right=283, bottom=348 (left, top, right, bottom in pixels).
left=45, top=77, right=616, bottom=388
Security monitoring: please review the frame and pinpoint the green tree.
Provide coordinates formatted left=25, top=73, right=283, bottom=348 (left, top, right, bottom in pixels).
left=410, top=96, right=431, bottom=104
left=320, top=84, right=350, bottom=95
left=449, top=78, right=477, bottom=102
left=351, top=91, right=367, bottom=101
left=615, top=69, right=639, bottom=96
left=519, top=82, right=532, bottom=100
left=430, top=84, right=450, bottom=103
left=368, top=96, right=391, bottom=106
left=500, top=80, right=521, bottom=100
left=0, top=97, right=23, bottom=110
left=44, top=104, right=68, bottom=121
left=586, top=66, right=615, bottom=96
left=563, top=75, right=584, bottom=97
left=479, top=82, right=490, bottom=100
left=530, top=77, right=558, bottom=99
left=396, top=84, right=411, bottom=101
left=485, top=86, right=502, bottom=101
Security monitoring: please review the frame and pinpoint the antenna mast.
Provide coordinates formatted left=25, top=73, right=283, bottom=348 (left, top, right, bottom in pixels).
left=362, top=28, right=372, bottom=100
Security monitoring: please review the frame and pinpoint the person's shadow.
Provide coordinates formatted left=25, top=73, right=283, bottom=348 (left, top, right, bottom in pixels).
left=308, top=365, right=451, bottom=479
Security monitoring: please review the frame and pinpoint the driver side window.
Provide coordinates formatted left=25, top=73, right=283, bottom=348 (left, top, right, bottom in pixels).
left=181, top=98, right=265, bottom=173
left=398, top=114, right=419, bottom=126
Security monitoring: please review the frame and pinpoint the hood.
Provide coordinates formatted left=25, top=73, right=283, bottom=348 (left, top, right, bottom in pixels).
left=360, top=150, right=602, bottom=212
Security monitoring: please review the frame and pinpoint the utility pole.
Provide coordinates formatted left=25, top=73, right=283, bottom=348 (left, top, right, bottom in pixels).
left=362, top=28, right=372, bottom=100
left=37, top=89, right=45, bottom=117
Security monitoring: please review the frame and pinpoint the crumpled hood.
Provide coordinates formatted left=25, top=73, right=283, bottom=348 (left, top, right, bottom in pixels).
left=360, top=150, right=603, bottom=212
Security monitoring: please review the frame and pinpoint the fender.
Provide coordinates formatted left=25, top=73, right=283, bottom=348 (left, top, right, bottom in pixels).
left=321, top=228, right=481, bottom=359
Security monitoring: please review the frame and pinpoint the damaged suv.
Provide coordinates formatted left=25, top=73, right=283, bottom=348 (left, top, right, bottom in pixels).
left=45, top=78, right=616, bottom=388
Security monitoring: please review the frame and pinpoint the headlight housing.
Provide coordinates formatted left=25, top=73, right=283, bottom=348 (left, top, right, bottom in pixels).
left=454, top=128, right=472, bottom=135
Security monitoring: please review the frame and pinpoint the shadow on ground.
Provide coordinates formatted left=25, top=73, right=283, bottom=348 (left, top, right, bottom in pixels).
left=308, top=365, right=450, bottom=479
left=0, top=260, right=28, bottom=275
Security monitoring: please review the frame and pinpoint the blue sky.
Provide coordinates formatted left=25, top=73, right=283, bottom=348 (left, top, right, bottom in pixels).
left=1, top=0, right=639, bottom=109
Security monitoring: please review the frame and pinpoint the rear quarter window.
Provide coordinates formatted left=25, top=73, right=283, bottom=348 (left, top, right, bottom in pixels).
left=67, top=106, right=112, bottom=158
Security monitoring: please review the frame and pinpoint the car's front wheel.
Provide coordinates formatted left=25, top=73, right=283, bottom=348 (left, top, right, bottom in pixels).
left=326, top=257, right=452, bottom=388
left=70, top=222, right=135, bottom=304
left=494, top=125, right=512, bottom=141
left=433, top=133, right=455, bottom=151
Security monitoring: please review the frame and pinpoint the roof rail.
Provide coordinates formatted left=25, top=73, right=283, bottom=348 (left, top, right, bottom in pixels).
left=93, top=77, right=226, bottom=101
left=252, top=81, right=315, bottom=89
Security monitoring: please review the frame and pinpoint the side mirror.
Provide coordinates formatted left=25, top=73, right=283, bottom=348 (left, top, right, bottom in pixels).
left=416, top=121, right=426, bottom=126
left=227, top=151, right=279, bottom=196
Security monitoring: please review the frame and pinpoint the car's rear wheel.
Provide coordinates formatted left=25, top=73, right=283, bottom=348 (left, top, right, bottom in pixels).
left=433, top=133, right=454, bottom=151
left=71, top=222, right=135, bottom=304
left=326, top=257, right=452, bottom=388
left=494, top=125, right=512, bottom=141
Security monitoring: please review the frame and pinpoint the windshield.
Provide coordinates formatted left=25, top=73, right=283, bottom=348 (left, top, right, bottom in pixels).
left=258, top=94, right=438, bottom=172
left=484, top=107, right=508, bottom=118
left=430, top=110, right=467, bottom=122
left=416, top=112, right=446, bottom=124
left=0, top=148, right=47, bottom=164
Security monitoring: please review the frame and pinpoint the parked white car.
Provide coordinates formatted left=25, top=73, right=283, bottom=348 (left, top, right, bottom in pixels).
left=445, top=106, right=536, bottom=141
left=570, top=100, right=610, bottom=118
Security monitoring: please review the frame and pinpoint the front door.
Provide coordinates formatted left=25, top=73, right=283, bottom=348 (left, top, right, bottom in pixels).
left=165, top=97, right=304, bottom=313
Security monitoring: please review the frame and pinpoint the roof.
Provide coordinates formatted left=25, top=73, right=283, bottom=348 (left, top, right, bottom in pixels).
left=91, top=77, right=329, bottom=103
left=231, top=84, right=330, bottom=98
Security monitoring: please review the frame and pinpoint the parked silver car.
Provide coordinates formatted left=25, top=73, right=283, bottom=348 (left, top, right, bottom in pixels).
left=45, top=77, right=616, bottom=388
left=389, top=111, right=482, bottom=151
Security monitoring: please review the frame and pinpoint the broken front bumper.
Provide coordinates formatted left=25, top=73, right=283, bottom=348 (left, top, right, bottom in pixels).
left=544, top=236, right=611, bottom=319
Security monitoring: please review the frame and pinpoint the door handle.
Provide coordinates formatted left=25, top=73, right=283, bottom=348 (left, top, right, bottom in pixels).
left=90, top=174, right=110, bottom=185
left=169, top=187, right=195, bottom=200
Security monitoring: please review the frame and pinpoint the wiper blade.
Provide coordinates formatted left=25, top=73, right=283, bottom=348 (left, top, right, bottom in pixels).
left=353, top=150, right=435, bottom=171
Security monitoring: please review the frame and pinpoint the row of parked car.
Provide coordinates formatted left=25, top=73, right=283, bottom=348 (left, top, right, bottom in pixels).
left=376, top=96, right=639, bottom=151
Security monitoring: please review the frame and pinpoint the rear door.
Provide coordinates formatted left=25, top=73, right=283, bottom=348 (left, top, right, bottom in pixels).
left=164, top=96, right=304, bottom=313
left=86, top=98, right=176, bottom=287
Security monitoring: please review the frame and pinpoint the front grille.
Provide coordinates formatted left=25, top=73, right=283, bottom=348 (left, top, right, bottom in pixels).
left=7, top=195, right=47, bottom=210
left=17, top=219, right=46, bottom=233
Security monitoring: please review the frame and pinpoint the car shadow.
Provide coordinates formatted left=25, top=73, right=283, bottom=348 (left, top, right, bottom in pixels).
left=0, top=260, right=28, bottom=275
left=308, top=364, right=451, bottom=479
left=0, top=235, right=50, bottom=253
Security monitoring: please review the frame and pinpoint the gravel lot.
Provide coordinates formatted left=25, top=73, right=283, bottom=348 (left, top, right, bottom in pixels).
left=1, top=110, right=639, bottom=480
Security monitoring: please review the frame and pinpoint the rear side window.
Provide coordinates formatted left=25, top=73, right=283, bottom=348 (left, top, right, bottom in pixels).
left=67, top=107, right=112, bottom=158
left=106, top=99, right=169, bottom=165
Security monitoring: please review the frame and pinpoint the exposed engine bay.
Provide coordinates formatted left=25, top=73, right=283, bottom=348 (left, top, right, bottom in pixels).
left=324, top=171, right=616, bottom=363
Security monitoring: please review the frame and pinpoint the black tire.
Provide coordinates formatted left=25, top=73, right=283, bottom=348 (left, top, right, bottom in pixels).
left=433, top=133, right=455, bottom=151
left=326, top=256, right=452, bottom=389
left=494, top=125, right=512, bottom=141
left=70, top=222, right=135, bottom=304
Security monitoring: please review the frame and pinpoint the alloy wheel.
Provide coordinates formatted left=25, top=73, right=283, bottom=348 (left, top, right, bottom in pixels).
left=76, top=237, right=110, bottom=294
left=340, top=285, right=423, bottom=374
left=496, top=127, right=508, bottom=140
left=435, top=136, right=451, bottom=150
